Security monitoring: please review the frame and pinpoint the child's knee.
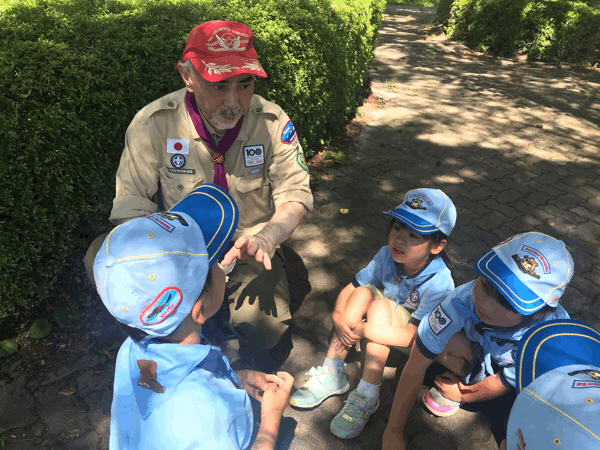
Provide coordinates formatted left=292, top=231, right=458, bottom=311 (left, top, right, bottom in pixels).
left=366, top=298, right=394, bottom=325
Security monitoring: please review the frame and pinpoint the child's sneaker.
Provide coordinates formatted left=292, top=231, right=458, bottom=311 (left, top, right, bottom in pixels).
left=290, top=366, right=350, bottom=409
left=422, top=387, right=461, bottom=417
left=330, top=390, right=380, bottom=439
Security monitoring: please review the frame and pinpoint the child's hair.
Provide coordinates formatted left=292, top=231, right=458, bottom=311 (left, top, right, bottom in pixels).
left=117, top=266, right=215, bottom=343
left=388, top=219, right=451, bottom=267
left=480, top=276, right=556, bottom=325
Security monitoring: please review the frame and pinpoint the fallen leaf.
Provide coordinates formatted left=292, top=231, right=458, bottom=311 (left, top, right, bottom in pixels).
left=340, top=208, right=349, bottom=214
left=103, top=349, right=112, bottom=360
left=549, top=221, right=555, bottom=226
left=59, top=387, right=76, bottom=396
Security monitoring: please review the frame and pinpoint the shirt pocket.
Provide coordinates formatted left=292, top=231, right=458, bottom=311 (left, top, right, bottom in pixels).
left=157, top=168, right=205, bottom=210
left=233, top=176, right=272, bottom=227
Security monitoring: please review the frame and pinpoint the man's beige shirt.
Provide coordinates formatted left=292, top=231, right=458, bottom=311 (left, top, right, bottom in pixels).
left=110, top=88, right=313, bottom=238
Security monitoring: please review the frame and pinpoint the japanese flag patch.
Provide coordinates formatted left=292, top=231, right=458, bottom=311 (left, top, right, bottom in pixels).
left=429, top=304, right=452, bottom=335
left=167, top=139, right=189, bottom=154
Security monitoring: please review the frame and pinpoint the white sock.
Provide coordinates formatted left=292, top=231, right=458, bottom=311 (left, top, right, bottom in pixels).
left=323, top=358, right=344, bottom=374
left=356, top=378, right=380, bottom=403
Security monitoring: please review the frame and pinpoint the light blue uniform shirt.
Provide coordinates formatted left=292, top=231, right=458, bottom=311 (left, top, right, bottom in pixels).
left=354, top=246, right=454, bottom=324
left=110, top=337, right=253, bottom=449
left=416, top=280, right=570, bottom=388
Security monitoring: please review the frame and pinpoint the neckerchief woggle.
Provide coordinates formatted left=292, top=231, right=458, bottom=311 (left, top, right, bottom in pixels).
left=185, top=91, right=243, bottom=191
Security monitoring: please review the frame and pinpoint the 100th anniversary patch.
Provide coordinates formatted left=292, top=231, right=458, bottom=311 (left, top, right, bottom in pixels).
left=243, top=145, right=264, bottom=167
left=429, top=304, right=452, bottom=335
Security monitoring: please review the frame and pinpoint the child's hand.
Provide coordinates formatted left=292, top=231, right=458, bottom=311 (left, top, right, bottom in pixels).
left=433, top=372, right=464, bottom=403
left=237, top=370, right=282, bottom=402
left=261, top=371, right=294, bottom=417
left=332, top=314, right=361, bottom=347
left=349, top=321, right=366, bottom=339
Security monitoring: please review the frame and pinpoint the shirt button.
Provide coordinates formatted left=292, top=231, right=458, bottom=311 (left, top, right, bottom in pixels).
left=177, top=184, right=183, bottom=190
left=167, top=101, right=175, bottom=107
left=255, top=107, right=263, bottom=113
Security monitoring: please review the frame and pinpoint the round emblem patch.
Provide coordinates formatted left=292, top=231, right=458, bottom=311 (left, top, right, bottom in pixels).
left=140, top=287, right=183, bottom=325
left=410, top=289, right=419, bottom=305
left=171, top=154, right=186, bottom=169
left=281, top=120, right=297, bottom=144
left=296, top=153, right=308, bottom=171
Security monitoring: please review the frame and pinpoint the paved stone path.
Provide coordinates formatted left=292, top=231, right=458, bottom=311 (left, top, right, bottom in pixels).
left=1, top=5, right=599, bottom=450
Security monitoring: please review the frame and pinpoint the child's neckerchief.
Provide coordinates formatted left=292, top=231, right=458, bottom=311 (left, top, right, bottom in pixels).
left=185, top=91, right=244, bottom=191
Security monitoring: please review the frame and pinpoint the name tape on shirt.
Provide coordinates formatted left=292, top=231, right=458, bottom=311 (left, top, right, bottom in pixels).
left=429, top=304, right=452, bottom=335
left=167, top=138, right=189, bottom=154
left=243, top=145, right=264, bottom=167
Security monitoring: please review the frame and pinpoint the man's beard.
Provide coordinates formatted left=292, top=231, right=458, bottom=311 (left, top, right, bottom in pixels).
left=211, top=108, right=242, bottom=131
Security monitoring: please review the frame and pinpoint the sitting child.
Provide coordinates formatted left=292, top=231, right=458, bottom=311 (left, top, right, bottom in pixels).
left=94, top=184, right=294, bottom=450
left=290, top=188, right=457, bottom=439
left=501, top=318, right=600, bottom=450
left=382, top=231, right=574, bottom=449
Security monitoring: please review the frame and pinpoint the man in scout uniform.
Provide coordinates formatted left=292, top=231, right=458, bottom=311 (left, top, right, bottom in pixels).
left=85, top=20, right=313, bottom=367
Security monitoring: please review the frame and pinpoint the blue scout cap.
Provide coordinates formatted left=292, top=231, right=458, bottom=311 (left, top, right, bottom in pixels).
left=94, top=184, right=238, bottom=337
left=506, top=319, right=600, bottom=449
left=474, top=232, right=573, bottom=315
left=382, top=188, right=456, bottom=236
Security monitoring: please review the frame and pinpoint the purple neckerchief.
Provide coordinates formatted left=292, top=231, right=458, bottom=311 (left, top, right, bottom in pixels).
left=185, top=91, right=244, bottom=191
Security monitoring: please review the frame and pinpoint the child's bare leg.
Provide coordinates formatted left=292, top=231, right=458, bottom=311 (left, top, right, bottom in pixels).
left=361, top=298, right=394, bottom=385
left=435, top=330, right=474, bottom=377
left=326, top=286, right=377, bottom=361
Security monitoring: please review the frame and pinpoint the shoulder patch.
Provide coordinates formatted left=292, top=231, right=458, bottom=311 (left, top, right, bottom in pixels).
left=428, top=304, right=452, bottom=335
left=281, top=120, right=297, bottom=144
left=406, top=289, right=420, bottom=308
left=296, top=152, right=308, bottom=171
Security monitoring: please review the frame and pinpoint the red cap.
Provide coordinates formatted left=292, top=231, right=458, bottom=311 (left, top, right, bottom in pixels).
left=175, top=20, right=267, bottom=82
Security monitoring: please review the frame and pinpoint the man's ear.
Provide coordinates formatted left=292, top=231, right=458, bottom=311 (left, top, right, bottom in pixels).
left=190, top=297, right=205, bottom=325
left=178, top=65, right=194, bottom=93
left=430, top=239, right=447, bottom=255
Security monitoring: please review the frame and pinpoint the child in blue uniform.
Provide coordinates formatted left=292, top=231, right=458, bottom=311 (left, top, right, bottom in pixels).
left=500, top=318, right=600, bottom=450
left=290, top=188, right=457, bottom=439
left=94, top=184, right=294, bottom=450
left=382, top=231, right=574, bottom=450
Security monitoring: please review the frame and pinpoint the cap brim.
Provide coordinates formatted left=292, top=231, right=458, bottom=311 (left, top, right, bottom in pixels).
left=516, top=319, right=600, bottom=393
left=169, top=183, right=238, bottom=266
left=184, top=55, right=267, bottom=82
left=382, top=210, right=438, bottom=235
left=474, top=249, right=544, bottom=315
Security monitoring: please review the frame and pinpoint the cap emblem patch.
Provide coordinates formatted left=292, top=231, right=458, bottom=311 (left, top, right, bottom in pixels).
left=140, top=287, right=183, bottom=325
left=146, top=214, right=176, bottom=233
left=568, top=369, right=600, bottom=380
left=158, top=212, right=188, bottom=227
left=206, top=30, right=248, bottom=52
left=405, top=193, right=432, bottom=210
left=512, top=245, right=550, bottom=279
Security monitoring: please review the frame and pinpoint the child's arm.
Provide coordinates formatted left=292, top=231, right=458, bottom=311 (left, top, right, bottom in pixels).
left=383, top=342, right=433, bottom=449
left=331, top=283, right=361, bottom=347
left=351, top=322, right=418, bottom=348
left=433, top=371, right=512, bottom=403
left=252, top=372, right=294, bottom=450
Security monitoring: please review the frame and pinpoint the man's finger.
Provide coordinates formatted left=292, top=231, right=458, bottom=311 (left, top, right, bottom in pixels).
left=262, top=252, right=272, bottom=270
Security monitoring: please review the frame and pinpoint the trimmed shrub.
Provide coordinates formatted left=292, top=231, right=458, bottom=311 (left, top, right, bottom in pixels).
left=0, top=0, right=386, bottom=316
left=435, top=0, right=600, bottom=66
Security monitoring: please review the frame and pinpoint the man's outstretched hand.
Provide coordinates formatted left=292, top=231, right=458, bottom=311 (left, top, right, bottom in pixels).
left=222, top=235, right=274, bottom=271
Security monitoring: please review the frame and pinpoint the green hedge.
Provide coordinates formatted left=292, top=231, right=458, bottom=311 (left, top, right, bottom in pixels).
left=435, top=0, right=600, bottom=66
left=0, top=0, right=386, bottom=316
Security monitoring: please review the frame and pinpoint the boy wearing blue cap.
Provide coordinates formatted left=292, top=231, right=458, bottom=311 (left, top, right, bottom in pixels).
left=94, top=184, right=294, bottom=450
left=500, top=319, right=600, bottom=450
left=290, top=188, right=457, bottom=439
left=382, top=232, right=574, bottom=450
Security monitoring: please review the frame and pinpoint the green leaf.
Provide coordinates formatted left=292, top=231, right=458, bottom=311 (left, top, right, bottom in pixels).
left=0, top=340, right=18, bottom=357
left=29, top=318, right=53, bottom=339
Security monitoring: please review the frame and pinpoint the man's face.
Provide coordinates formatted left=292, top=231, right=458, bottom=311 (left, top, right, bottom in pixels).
left=183, top=71, right=254, bottom=133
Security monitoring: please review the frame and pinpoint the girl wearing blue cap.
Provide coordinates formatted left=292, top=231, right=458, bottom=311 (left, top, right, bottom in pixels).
left=290, top=188, right=457, bottom=439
